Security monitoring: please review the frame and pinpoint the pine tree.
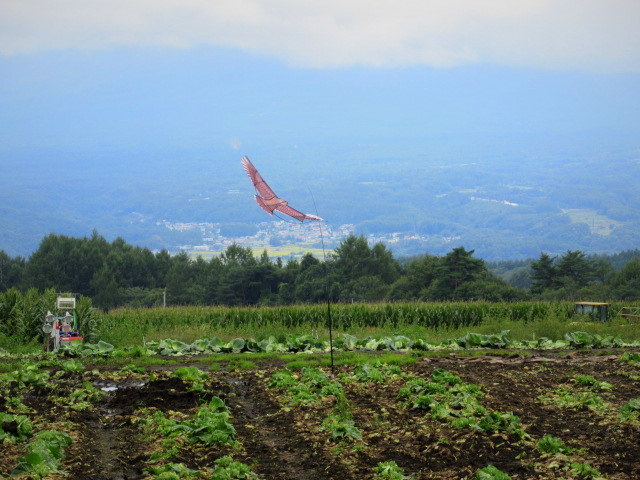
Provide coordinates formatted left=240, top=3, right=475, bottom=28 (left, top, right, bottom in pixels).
left=530, top=253, right=557, bottom=294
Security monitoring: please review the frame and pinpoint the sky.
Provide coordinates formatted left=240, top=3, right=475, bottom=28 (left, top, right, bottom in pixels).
left=2, top=2, right=639, bottom=144
left=2, top=1, right=640, bottom=71
left=0, top=1, right=639, bottom=154
left=0, top=2, right=638, bottom=167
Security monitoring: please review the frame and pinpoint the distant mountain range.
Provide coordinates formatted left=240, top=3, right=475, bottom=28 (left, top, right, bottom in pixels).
left=2, top=136, right=639, bottom=261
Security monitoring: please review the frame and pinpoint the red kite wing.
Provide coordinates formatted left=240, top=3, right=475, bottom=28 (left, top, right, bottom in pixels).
left=241, top=156, right=277, bottom=200
left=277, top=205, right=325, bottom=222
left=276, top=204, right=307, bottom=222
left=254, top=195, right=276, bottom=215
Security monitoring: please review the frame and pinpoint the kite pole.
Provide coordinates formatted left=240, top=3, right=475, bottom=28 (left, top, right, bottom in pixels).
left=310, top=190, right=334, bottom=374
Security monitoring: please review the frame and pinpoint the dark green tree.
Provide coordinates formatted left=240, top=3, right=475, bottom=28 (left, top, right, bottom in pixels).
left=612, top=257, right=640, bottom=300
left=349, top=275, right=388, bottom=302
left=185, top=256, right=210, bottom=304
left=276, top=258, right=301, bottom=304
left=0, top=251, right=25, bottom=291
left=216, top=244, right=260, bottom=305
left=202, top=256, right=224, bottom=304
left=220, top=243, right=256, bottom=267
left=332, top=235, right=374, bottom=279
left=386, top=254, right=439, bottom=301
left=556, top=250, right=594, bottom=287
left=530, top=253, right=558, bottom=294
left=427, top=247, right=485, bottom=299
left=591, top=258, right=614, bottom=284
left=451, top=273, right=527, bottom=301
left=294, top=262, right=333, bottom=303
left=90, top=265, right=121, bottom=309
left=24, top=234, right=75, bottom=291
left=253, top=250, right=282, bottom=304
left=331, top=234, right=400, bottom=301
left=385, top=276, right=415, bottom=301
left=155, top=249, right=173, bottom=286
left=165, top=252, right=195, bottom=305
left=370, top=243, right=401, bottom=284
left=300, top=252, right=320, bottom=271
left=505, top=267, right=532, bottom=290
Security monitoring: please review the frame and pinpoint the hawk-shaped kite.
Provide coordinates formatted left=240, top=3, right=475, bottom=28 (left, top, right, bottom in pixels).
left=241, top=156, right=324, bottom=222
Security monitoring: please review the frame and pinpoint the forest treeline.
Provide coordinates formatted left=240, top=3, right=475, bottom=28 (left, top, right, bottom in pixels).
left=0, top=231, right=638, bottom=310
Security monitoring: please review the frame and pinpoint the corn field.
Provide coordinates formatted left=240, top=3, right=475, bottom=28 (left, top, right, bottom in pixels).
left=97, top=301, right=609, bottom=333
left=3, top=289, right=638, bottom=346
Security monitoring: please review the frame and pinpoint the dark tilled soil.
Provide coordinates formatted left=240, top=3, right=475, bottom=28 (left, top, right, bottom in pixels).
left=228, top=355, right=640, bottom=479
left=62, top=382, right=165, bottom=480
left=223, top=375, right=352, bottom=480
left=4, top=353, right=640, bottom=480
left=413, top=356, right=640, bottom=479
left=60, top=377, right=206, bottom=480
left=344, top=380, right=536, bottom=479
left=108, top=377, right=204, bottom=414
left=64, top=410, right=144, bottom=480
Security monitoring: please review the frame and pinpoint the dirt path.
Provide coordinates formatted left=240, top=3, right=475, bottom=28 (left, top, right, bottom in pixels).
left=223, top=372, right=351, bottom=480
left=65, top=400, right=144, bottom=480
left=63, top=377, right=205, bottom=480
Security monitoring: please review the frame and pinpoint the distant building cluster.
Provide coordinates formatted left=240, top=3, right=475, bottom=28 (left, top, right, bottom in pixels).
left=159, top=219, right=463, bottom=259
left=160, top=220, right=355, bottom=254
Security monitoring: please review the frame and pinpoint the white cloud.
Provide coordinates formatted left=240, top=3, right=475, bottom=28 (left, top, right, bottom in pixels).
left=1, top=0, right=639, bottom=72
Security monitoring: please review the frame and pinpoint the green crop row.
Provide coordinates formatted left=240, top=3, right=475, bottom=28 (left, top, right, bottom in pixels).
left=3, top=291, right=640, bottom=352
left=98, top=300, right=640, bottom=335
left=98, top=301, right=582, bottom=333
left=48, top=331, right=637, bottom=360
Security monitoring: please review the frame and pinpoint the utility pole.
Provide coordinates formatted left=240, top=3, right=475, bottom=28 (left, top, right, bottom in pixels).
left=163, top=289, right=166, bottom=308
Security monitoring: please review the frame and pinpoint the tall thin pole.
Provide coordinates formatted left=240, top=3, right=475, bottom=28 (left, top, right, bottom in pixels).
left=318, top=221, right=334, bottom=373
left=309, top=190, right=334, bottom=373
left=327, top=290, right=334, bottom=372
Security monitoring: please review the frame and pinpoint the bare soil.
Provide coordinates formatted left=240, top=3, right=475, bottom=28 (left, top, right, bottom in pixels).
left=3, top=351, right=640, bottom=479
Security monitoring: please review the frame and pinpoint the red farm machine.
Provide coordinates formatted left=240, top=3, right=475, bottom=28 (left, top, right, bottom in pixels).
left=43, top=295, right=83, bottom=351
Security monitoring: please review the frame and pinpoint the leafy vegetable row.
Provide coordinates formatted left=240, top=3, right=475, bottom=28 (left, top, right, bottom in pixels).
left=46, top=330, right=637, bottom=358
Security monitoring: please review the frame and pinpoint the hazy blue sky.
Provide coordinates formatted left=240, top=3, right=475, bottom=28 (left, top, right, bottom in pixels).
left=1, top=1, right=639, bottom=154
